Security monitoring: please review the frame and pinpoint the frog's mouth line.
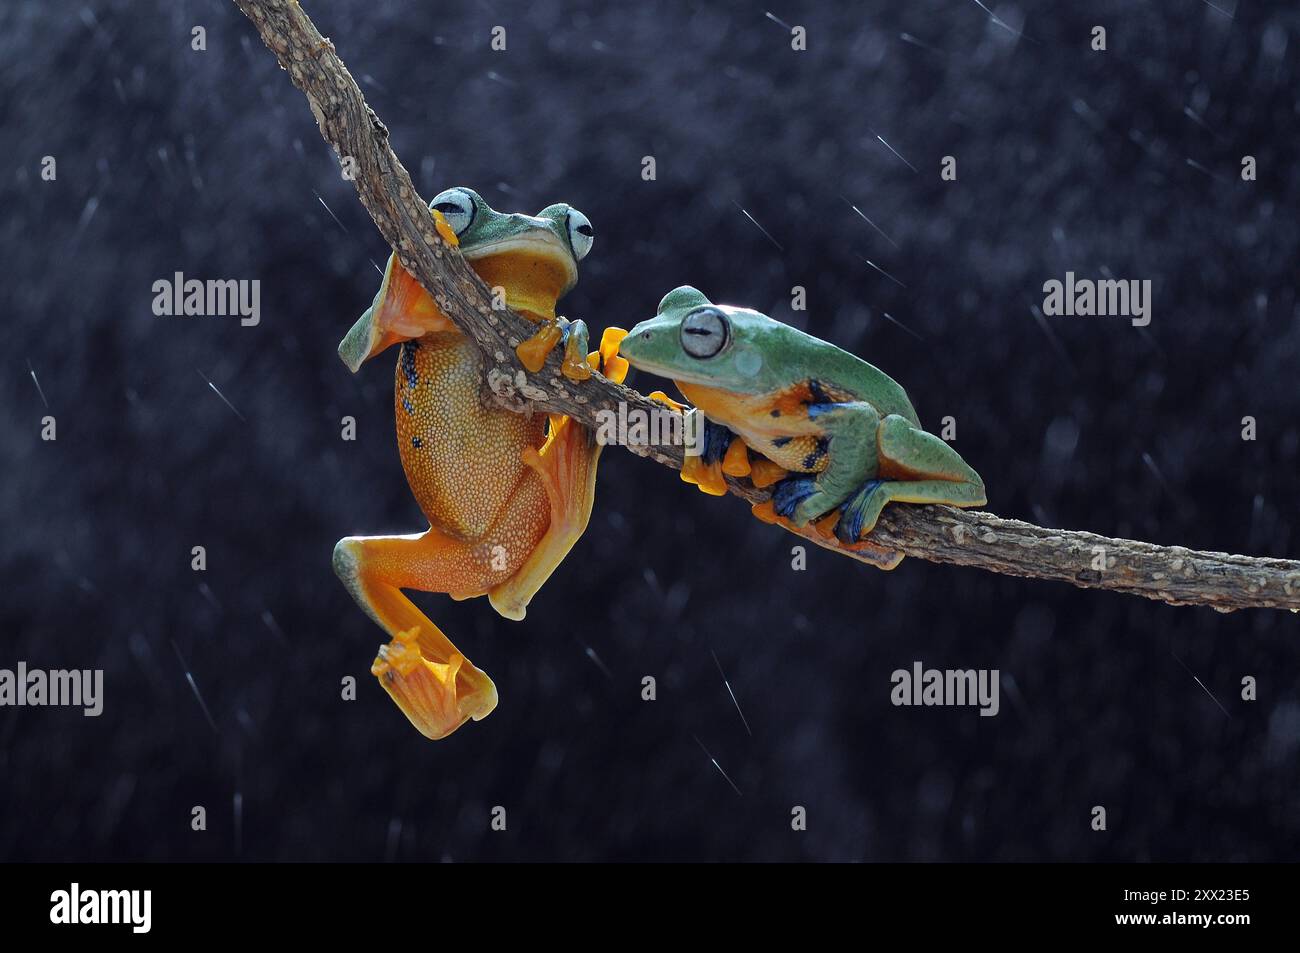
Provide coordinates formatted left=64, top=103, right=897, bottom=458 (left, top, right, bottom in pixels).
left=616, top=333, right=684, bottom=382
left=623, top=354, right=714, bottom=389
left=463, top=231, right=578, bottom=290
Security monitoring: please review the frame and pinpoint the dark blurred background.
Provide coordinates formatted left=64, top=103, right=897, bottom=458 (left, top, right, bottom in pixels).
left=2, top=0, right=1299, bottom=862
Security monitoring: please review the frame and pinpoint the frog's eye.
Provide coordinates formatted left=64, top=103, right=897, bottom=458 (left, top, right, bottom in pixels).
left=428, top=188, right=476, bottom=236
left=680, top=307, right=730, bottom=359
left=566, top=209, right=594, bottom=261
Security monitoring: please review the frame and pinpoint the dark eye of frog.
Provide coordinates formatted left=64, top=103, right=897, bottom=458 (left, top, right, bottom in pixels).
left=566, top=209, right=594, bottom=260
left=428, top=187, right=476, bottom=235
left=680, top=307, right=730, bottom=358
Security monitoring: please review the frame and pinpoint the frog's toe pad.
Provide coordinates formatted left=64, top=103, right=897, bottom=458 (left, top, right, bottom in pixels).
left=772, top=476, right=819, bottom=520
left=836, top=479, right=886, bottom=544
left=680, top=454, right=728, bottom=495
left=647, top=390, right=687, bottom=411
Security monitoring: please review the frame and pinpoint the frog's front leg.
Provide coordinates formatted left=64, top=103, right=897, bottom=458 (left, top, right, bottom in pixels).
left=332, top=531, right=499, bottom=740
left=771, top=401, right=883, bottom=527
left=835, top=414, right=987, bottom=543
left=514, top=312, right=582, bottom=375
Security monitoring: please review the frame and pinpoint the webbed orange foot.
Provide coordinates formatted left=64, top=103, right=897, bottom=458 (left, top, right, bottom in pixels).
left=371, top=627, right=498, bottom=740
left=681, top=413, right=743, bottom=497
left=583, top=325, right=630, bottom=384
left=680, top=453, right=728, bottom=496
left=722, top=436, right=751, bottom=477
left=643, top=392, right=732, bottom=496
left=333, top=531, right=503, bottom=741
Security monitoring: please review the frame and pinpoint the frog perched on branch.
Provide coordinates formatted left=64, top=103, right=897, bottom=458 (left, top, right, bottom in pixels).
left=619, top=286, right=987, bottom=570
left=229, top=0, right=1300, bottom=745
left=332, top=188, right=625, bottom=740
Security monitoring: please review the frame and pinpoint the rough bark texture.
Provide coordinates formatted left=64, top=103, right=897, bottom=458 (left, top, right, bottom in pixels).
left=231, top=0, right=1300, bottom=612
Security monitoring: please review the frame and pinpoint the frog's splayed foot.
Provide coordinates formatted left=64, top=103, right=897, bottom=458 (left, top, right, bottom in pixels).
left=371, top=627, right=498, bottom=741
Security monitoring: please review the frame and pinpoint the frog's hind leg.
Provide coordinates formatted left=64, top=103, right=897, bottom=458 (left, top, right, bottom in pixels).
left=774, top=399, right=883, bottom=527
left=485, top=323, right=629, bottom=620
left=332, top=530, right=500, bottom=740
left=835, top=414, right=987, bottom=543
left=487, top=412, right=602, bottom=621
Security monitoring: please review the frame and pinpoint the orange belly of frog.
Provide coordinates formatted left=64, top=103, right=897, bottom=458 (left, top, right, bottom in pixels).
left=393, top=332, right=550, bottom=593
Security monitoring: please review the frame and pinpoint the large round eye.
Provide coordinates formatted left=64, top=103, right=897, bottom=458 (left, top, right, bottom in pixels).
left=566, top=209, right=594, bottom=261
left=428, top=188, right=475, bottom=236
left=680, top=307, right=729, bottom=358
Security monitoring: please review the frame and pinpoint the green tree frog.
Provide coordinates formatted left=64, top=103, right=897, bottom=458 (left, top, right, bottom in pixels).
left=617, top=286, right=986, bottom=567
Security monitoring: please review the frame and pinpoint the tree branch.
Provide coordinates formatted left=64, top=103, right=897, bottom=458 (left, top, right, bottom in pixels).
left=232, top=0, right=1300, bottom=612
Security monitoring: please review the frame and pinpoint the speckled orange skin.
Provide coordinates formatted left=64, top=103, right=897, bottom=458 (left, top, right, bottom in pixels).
left=392, top=331, right=551, bottom=595
left=677, top=379, right=854, bottom=475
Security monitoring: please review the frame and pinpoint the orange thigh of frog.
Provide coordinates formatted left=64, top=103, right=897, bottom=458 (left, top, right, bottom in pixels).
left=394, top=333, right=548, bottom=540
left=340, top=470, right=551, bottom=599
left=330, top=460, right=551, bottom=740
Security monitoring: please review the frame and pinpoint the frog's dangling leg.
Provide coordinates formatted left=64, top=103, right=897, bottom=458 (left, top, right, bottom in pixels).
left=333, top=531, right=499, bottom=740
left=487, top=413, right=600, bottom=621
left=487, top=325, right=630, bottom=619
left=835, top=414, right=987, bottom=543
